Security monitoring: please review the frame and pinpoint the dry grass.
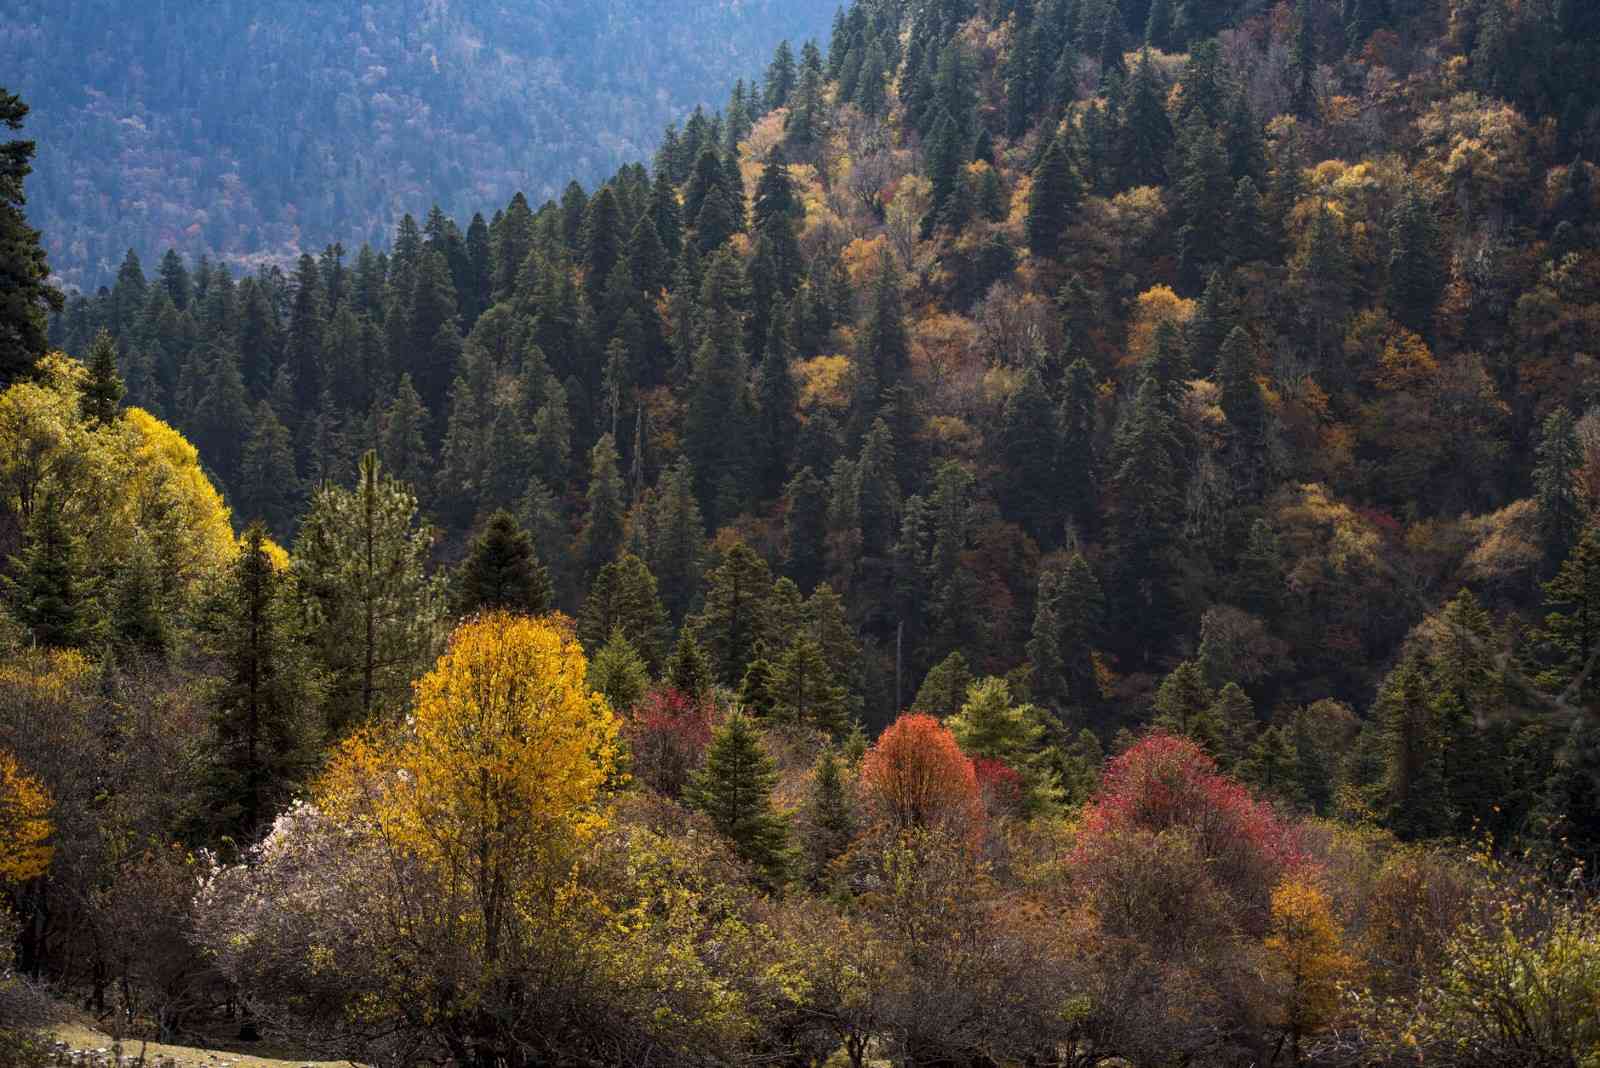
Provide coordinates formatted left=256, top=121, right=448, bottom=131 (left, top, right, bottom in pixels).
left=49, top=1017, right=354, bottom=1068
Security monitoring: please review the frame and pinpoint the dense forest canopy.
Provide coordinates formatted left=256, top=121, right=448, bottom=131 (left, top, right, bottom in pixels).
left=4, top=0, right=1600, bottom=1065
left=4, top=0, right=837, bottom=289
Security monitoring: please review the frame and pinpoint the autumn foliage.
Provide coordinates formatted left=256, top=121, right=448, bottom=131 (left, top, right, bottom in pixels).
left=0, top=749, right=51, bottom=883
left=624, top=686, right=717, bottom=798
left=860, top=713, right=980, bottom=830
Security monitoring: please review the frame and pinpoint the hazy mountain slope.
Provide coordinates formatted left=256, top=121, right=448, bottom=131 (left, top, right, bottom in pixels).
left=3, top=0, right=835, bottom=288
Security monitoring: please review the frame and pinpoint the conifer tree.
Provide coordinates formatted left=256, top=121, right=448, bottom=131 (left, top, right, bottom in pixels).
left=581, top=433, right=627, bottom=580
left=1535, top=525, right=1600, bottom=707
left=764, top=40, right=799, bottom=110
left=648, top=458, right=707, bottom=623
left=772, top=633, right=851, bottom=737
left=0, top=90, right=63, bottom=388
left=79, top=329, right=125, bottom=426
left=579, top=553, right=668, bottom=670
left=110, top=531, right=168, bottom=662
left=589, top=627, right=651, bottom=714
left=687, top=711, right=792, bottom=886
left=238, top=400, right=303, bottom=542
left=691, top=543, right=777, bottom=685
left=456, top=510, right=551, bottom=616
left=1152, top=660, right=1219, bottom=750
left=913, top=651, right=975, bottom=718
left=1385, top=187, right=1445, bottom=338
left=784, top=466, right=829, bottom=593
left=947, top=676, right=1061, bottom=813
left=1217, top=325, right=1268, bottom=496
left=292, top=451, right=443, bottom=732
left=378, top=374, right=433, bottom=494
left=1378, top=653, right=1448, bottom=839
left=754, top=305, right=801, bottom=499
left=205, top=523, right=320, bottom=842
left=3, top=495, right=105, bottom=649
left=802, top=748, right=855, bottom=886
left=999, top=368, right=1062, bottom=544
left=1026, top=132, right=1083, bottom=259
left=1534, top=406, right=1584, bottom=572
left=666, top=630, right=713, bottom=698
left=1116, top=50, right=1172, bottom=189
left=1109, top=376, right=1184, bottom=649
left=856, top=418, right=901, bottom=559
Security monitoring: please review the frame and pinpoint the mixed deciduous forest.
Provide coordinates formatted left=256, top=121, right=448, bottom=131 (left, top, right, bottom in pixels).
left=2, top=0, right=837, bottom=290
left=5, top=0, right=1600, bottom=1065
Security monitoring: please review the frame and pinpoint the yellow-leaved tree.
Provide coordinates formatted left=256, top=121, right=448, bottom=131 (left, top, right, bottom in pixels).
left=0, top=749, right=52, bottom=883
left=1266, top=874, right=1357, bottom=1065
left=319, top=611, right=619, bottom=964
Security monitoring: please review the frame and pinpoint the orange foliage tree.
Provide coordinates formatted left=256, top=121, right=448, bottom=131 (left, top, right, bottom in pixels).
left=860, top=713, right=980, bottom=831
left=0, top=748, right=52, bottom=883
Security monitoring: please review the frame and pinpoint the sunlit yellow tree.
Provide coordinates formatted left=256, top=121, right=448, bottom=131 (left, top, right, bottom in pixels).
left=1266, top=874, right=1356, bottom=1064
left=0, top=749, right=52, bottom=883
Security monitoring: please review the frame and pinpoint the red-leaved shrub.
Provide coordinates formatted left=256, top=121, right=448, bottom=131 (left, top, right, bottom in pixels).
left=861, top=713, right=981, bottom=831
left=624, top=688, right=717, bottom=798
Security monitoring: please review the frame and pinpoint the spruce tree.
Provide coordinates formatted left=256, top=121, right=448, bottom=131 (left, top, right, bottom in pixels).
left=687, top=712, right=793, bottom=887
left=1534, top=406, right=1584, bottom=572
left=1378, top=653, right=1448, bottom=839
left=110, top=531, right=168, bottom=662
left=913, top=650, right=975, bottom=718
left=581, top=434, right=627, bottom=580
left=784, top=466, right=830, bottom=593
left=79, top=329, right=125, bottom=426
left=1385, top=187, right=1445, bottom=338
left=648, top=458, right=707, bottom=623
left=772, top=633, right=851, bottom=738
left=1217, top=325, right=1268, bottom=497
left=456, top=510, right=551, bottom=616
left=691, top=542, right=777, bottom=685
left=292, top=451, right=443, bottom=733
left=0, top=90, right=63, bottom=388
left=666, top=630, right=713, bottom=698
left=238, top=400, right=303, bottom=542
left=1026, top=132, right=1083, bottom=259
left=589, top=628, right=651, bottom=714
left=3, top=496, right=105, bottom=649
left=802, top=748, right=856, bottom=886
left=947, top=676, right=1061, bottom=813
left=205, top=523, right=319, bottom=842
left=999, top=368, right=1062, bottom=544
left=579, top=553, right=668, bottom=669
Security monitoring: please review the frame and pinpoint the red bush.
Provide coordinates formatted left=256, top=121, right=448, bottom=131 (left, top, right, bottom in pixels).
left=861, top=713, right=981, bottom=830
left=1074, top=732, right=1303, bottom=930
left=624, top=688, right=717, bottom=798
left=972, top=756, right=1023, bottom=812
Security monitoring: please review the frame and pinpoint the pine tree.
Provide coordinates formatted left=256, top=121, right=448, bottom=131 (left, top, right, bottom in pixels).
left=378, top=374, right=433, bottom=494
left=456, top=510, right=552, bottom=616
left=1535, top=525, right=1600, bottom=707
left=1217, top=325, right=1268, bottom=497
left=648, top=458, right=707, bottom=624
left=691, top=542, right=777, bottom=685
left=0, top=90, right=63, bottom=388
left=1116, top=50, right=1173, bottom=189
left=856, top=418, right=901, bottom=559
left=764, top=40, right=799, bottom=110
left=1385, top=187, right=1445, bottom=338
left=110, top=531, right=168, bottom=662
left=999, top=368, right=1062, bottom=544
left=3, top=495, right=105, bottom=649
left=292, top=451, right=443, bottom=733
left=204, top=523, right=320, bottom=842
left=666, top=630, right=713, bottom=698
left=754, top=305, right=801, bottom=499
left=1534, top=406, right=1584, bottom=571
left=1152, top=660, right=1219, bottom=750
left=79, top=329, right=125, bottom=426
left=579, top=553, right=668, bottom=670
left=784, top=466, right=829, bottom=593
left=772, top=633, right=851, bottom=737
left=237, top=400, right=303, bottom=542
left=687, top=712, right=792, bottom=886
left=589, top=627, right=651, bottom=714
left=947, top=676, right=1061, bottom=813
left=802, top=748, right=855, bottom=886
left=1109, top=376, right=1184, bottom=649
left=581, top=434, right=627, bottom=580
left=913, top=651, right=975, bottom=718
left=1378, top=653, right=1448, bottom=839
left=1026, top=132, right=1083, bottom=259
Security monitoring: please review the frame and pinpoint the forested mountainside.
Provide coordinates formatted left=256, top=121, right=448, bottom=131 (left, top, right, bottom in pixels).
left=3, top=0, right=836, bottom=290
left=6, top=0, right=1600, bottom=1065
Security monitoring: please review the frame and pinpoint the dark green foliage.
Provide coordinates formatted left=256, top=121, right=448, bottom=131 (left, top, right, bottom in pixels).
left=1534, top=407, right=1584, bottom=571
left=456, top=510, right=552, bottom=617
left=772, top=632, right=851, bottom=737
left=237, top=401, right=303, bottom=542
left=691, top=543, right=776, bottom=685
left=666, top=631, right=713, bottom=698
left=998, top=368, right=1062, bottom=544
left=79, top=330, right=124, bottom=426
left=204, top=524, right=320, bottom=842
left=913, top=650, right=974, bottom=718
left=1026, top=132, right=1082, bottom=259
left=582, top=434, right=627, bottom=580
left=3, top=497, right=105, bottom=650
left=801, top=748, right=854, bottom=886
left=687, top=711, right=792, bottom=887
left=580, top=553, right=669, bottom=670
left=0, top=89, right=61, bottom=387
left=1385, top=187, right=1445, bottom=338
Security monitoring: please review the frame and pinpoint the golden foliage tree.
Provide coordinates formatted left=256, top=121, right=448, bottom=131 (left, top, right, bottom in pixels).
left=0, top=749, right=52, bottom=883
left=1266, top=874, right=1356, bottom=1064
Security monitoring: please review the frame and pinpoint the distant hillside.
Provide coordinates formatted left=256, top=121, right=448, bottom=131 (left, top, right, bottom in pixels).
left=3, top=0, right=835, bottom=289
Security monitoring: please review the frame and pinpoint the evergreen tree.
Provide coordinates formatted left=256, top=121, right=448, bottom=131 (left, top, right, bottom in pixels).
left=1217, top=325, right=1267, bottom=496
left=1109, top=376, right=1184, bottom=651
left=109, top=531, right=168, bottom=662
left=581, top=433, right=627, bottom=580
left=913, top=650, right=975, bottom=718
left=1378, top=653, right=1448, bottom=839
left=204, top=523, right=319, bottom=842
left=1028, top=551, right=1104, bottom=711
left=1116, top=50, right=1172, bottom=189
left=1233, top=518, right=1284, bottom=619
left=1026, top=131, right=1083, bottom=259
left=856, top=418, right=901, bottom=559
left=1534, top=406, right=1584, bottom=571
left=1535, top=526, right=1600, bottom=708
left=802, top=748, right=855, bottom=886
left=666, top=630, right=713, bottom=698
left=456, top=510, right=551, bottom=616
left=648, top=458, right=707, bottom=623
left=754, top=305, right=801, bottom=499
left=79, top=329, right=125, bottom=426
left=589, top=627, right=651, bottom=714
left=1059, top=357, right=1099, bottom=531
left=691, top=542, right=777, bottom=685
left=377, top=374, right=433, bottom=494
left=784, top=466, right=830, bottom=593
left=0, top=90, right=63, bottom=388
left=237, top=400, right=303, bottom=542
left=947, top=676, right=1061, bottom=813
left=1152, top=660, right=1220, bottom=750
left=687, top=712, right=792, bottom=887
left=292, top=451, right=443, bottom=733
left=4, top=495, right=105, bottom=649
left=764, top=40, right=799, bottom=110
left=1385, top=187, right=1446, bottom=338
left=579, top=553, right=668, bottom=669
left=772, top=633, right=851, bottom=737
left=999, top=368, right=1062, bottom=544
